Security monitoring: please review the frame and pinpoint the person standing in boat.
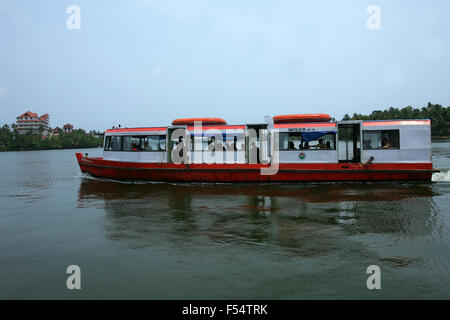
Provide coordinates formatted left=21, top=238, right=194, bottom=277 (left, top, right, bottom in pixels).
left=208, top=136, right=215, bottom=151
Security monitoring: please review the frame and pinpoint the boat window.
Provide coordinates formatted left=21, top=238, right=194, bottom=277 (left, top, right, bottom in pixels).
left=278, top=132, right=336, bottom=150
left=189, top=134, right=245, bottom=151
left=139, top=135, right=167, bottom=151
left=278, top=133, right=289, bottom=150
left=141, top=136, right=162, bottom=151
left=189, top=135, right=208, bottom=151
left=187, top=135, right=207, bottom=151
left=309, top=133, right=336, bottom=150
left=363, top=130, right=399, bottom=150
left=123, top=136, right=144, bottom=151
left=104, top=136, right=122, bottom=151
left=289, top=133, right=302, bottom=150
left=104, top=136, right=112, bottom=151
left=159, top=136, right=166, bottom=151
left=223, top=134, right=245, bottom=151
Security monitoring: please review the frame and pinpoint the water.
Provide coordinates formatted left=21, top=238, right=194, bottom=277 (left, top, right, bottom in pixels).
left=0, top=143, right=449, bottom=299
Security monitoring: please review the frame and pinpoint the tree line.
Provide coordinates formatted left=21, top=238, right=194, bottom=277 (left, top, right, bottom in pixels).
left=0, top=125, right=104, bottom=151
left=342, top=102, right=450, bottom=137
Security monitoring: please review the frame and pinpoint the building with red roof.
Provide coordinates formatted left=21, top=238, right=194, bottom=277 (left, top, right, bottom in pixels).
left=16, top=111, right=50, bottom=135
left=51, top=127, right=62, bottom=136
left=63, top=123, right=74, bottom=133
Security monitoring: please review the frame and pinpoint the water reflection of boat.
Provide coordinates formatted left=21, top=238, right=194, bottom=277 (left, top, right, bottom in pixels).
left=77, top=177, right=439, bottom=247
left=77, top=176, right=436, bottom=203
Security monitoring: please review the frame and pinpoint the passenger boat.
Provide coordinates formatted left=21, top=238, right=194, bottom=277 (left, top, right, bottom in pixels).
left=76, top=114, right=438, bottom=182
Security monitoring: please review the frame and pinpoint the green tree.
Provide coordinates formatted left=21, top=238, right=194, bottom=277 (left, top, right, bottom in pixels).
left=342, top=102, right=450, bottom=137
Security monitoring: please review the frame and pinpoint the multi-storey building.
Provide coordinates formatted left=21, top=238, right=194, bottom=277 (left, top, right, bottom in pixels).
left=16, top=111, right=50, bottom=135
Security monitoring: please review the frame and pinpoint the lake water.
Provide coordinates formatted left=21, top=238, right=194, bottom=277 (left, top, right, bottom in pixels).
left=0, top=142, right=449, bottom=299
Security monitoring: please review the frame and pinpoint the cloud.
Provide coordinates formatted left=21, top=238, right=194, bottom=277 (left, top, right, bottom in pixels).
left=0, top=86, right=7, bottom=97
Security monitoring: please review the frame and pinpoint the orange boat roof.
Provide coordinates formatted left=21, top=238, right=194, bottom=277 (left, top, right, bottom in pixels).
left=273, top=114, right=331, bottom=124
left=172, top=118, right=227, bottom=126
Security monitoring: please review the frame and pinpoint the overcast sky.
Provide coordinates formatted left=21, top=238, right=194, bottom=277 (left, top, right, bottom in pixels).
left=0, top=0, right=449, bottom=131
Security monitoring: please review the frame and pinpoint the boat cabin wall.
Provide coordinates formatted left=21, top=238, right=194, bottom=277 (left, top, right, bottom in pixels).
left=103, top=130, right=167, bottom=163
left=103, top=151, right=167, bottom=163
left=361, top=122, right=431, bottom=163
left=100, top=120, right=432, bottom=165
left=274, top=123, right=338, bottom=163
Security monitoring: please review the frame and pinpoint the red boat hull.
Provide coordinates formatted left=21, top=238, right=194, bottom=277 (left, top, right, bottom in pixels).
left=75, top=153, right=436, bottom=182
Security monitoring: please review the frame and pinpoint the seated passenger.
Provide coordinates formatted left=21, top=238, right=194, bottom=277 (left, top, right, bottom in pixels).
left=208, top=137, right=216, bottom=151
left=288, top=141, right=296, bottom=150
left=381, top=138, right=391, bottom=149
left=143, top=141, right=150, bottom=151
left=304, top=142, right=310, bottom=150
left=326, top=141, right=331, bottom=149
left=131, top=143, right=139, bottom=151
left=315, top=139, right=327, bottom=149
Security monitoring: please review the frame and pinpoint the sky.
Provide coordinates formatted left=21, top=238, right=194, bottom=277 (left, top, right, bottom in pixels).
left=0, top=0, right=449, bottom=131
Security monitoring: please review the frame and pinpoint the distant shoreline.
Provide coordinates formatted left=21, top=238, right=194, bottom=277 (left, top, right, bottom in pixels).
left=0, top=126, right=103, bottom=152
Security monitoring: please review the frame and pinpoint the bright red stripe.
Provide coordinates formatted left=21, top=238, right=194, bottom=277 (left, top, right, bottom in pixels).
left=274, top=123, right=337, bottom=128
left=105, top=127, right=167, bottom=133
left=187, top=125, right=246, bottom=130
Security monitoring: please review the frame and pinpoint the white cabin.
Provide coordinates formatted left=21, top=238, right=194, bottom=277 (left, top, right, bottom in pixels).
left=102, top=118, right=432, bottom=165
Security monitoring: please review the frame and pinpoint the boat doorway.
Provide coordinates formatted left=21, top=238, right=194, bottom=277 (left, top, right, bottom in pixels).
left=337, top=122, right=361, bottom=163
left=167, top=126, right=186, bottom=164
left=246, top=124, right=269, bottom=164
